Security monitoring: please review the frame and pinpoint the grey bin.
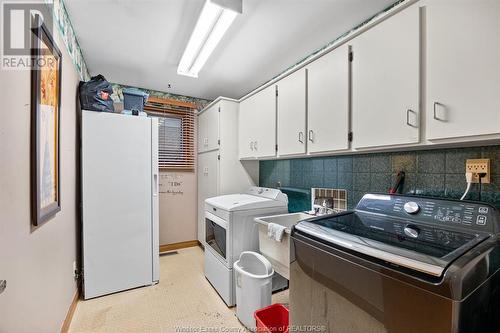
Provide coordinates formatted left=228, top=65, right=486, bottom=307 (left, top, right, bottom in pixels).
left=123, top=88, right=149, bottom=112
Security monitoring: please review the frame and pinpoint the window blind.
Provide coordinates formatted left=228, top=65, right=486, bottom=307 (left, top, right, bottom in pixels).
left=144, top=97, right=196, bottom=171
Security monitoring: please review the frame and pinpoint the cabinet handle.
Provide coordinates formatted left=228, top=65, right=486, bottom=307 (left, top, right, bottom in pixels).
left=433, top=102, right=444, bottom=121
left=298, top=132, right=304, bottom=143
left=406, top=109, right=417, bottom=127
left=308, top=130, right=314, bottom=143
left=254, top=141, right=258, bottom=150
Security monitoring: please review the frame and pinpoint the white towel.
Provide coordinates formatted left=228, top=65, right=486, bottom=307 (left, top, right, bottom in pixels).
left=267, top=223, right=286, bottom=242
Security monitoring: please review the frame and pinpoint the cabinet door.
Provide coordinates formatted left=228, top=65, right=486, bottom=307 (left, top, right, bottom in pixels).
left=198, top=104, right=219, bottom=153
left=277, top=68, right=307, bottom=156
left=426, top=0, right=500, bottom=140
left=253, top=85, right=278, bottom=158
left=351, top=4, right=420, bottom=149
left=204, top=104, right=220, bottom=152
left=197, top=150, right=219, bottom=244
left=307, top=44, right=350, bottom=154
left=238, top=95, right=255, bottom=159
left=197, top=110, right=206, bottom=153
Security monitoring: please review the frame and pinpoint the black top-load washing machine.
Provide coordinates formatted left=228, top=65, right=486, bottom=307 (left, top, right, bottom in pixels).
left=290, top=193, right=500, bottom=333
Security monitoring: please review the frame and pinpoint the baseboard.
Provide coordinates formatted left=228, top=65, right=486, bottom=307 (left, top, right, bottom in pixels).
left=159, top=240, right=200, bottom=253
left=60, top=289, right=79, bottom=333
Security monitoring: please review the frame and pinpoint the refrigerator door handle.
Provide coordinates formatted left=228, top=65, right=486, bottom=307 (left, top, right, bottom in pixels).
left=153, top=174, right=158, bottom=196
left=0, top=280, right=6, bottom=295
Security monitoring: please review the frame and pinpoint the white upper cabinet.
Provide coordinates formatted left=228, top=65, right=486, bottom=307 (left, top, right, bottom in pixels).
left=238, top=95, right=255, bottom=159
left=198, top=103, right=219, bottom=153
left=277, top=68, right=307, bottom=157
left=425, top=0, right=500, bottom=141
left=307, top=44, right=350, bottom=154
left=253, top=85, right=278, bottom=158
left=238, top=85, right=277, bottom=159
left=351, top=4, right=420, bottom=149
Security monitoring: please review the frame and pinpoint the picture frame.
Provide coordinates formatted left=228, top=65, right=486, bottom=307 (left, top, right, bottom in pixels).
left=31, top=15, right=62, bottom=226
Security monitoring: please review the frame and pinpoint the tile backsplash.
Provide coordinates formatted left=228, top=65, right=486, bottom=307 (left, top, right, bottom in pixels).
left=260, top=145, right=500, bottom=210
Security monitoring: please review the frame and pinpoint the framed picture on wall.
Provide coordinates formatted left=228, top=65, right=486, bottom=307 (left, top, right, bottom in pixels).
left=31, top=14, right=62, bottom=226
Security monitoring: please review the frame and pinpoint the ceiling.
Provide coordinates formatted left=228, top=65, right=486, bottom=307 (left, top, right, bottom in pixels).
left=65, top=0, right=396, bottom=100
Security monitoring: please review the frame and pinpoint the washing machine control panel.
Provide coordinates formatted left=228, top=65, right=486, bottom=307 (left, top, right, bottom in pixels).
left=356, top=193, right=497, bottom=232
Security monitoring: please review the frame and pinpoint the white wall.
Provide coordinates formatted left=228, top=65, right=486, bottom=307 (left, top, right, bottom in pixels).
left=158, top=171, right=197, bottom=245
left=0, top=29, right=80, bottom=332
left=157, top=114, right=198, bottom=246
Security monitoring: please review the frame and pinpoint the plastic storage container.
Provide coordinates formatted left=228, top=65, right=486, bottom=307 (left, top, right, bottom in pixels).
left=123, top=88, right=149, bottom=112
left=233, top=251, right=274, bottom=329
left=254, top=304, right=289, bottom=333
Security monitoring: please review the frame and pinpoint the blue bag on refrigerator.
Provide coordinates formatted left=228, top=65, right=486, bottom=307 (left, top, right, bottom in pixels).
left=78, top=75, right=115, bottom=112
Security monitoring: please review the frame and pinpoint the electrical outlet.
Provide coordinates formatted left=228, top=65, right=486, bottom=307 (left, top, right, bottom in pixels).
left=465, top=159, right=490, bottom=183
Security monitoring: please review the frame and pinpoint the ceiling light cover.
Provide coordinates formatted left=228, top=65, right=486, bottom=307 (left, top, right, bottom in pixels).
left=177, top=0, right=241, bottom=78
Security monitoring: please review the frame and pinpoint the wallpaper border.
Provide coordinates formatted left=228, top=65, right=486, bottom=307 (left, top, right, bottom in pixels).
left=47, top=0, right=90, bottom=81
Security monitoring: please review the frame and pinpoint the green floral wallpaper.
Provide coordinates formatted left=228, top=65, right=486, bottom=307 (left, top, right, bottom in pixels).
left=111, top=83, right=212, bottom=111
left=50, top=0, right=90, bottom=80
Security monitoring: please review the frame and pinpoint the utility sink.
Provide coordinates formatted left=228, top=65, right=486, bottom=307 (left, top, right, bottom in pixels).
left=254, top=212, right=313, bottom=234
left=254, top=212, right=314, bottom=279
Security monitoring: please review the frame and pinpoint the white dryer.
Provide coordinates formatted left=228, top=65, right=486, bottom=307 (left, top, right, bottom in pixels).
left=204, top=187, right=288, bottom=306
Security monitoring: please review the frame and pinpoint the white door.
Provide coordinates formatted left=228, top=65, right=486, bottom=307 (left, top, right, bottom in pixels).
left=238, top=95, right=255, bottom=159
left=307, top=44, right=350, bottom=154
left=82, top=111, right=152, bottom=299
left=253, top=85, right=278, bottom=159
left=426, top=0, right=500, bottom=140
left=277, top=68, right=307, bottom=156
left=197, top=150, right=219, bottom=244
left=198, top=104, right=219, bottom=153
left=351, top=4, right=420, bottom=149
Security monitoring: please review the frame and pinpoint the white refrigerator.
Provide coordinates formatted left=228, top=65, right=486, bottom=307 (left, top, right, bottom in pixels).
left=81, top=110, right=159, bottom=299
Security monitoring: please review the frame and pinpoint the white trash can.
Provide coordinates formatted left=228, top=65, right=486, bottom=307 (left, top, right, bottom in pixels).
left=234, top=251, right=274, bottom=329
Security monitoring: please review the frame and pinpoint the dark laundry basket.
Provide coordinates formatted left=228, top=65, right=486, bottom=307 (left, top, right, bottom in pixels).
left=254, top=303, right=289, bottom=333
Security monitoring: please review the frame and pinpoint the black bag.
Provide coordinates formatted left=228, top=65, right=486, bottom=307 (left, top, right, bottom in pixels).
left=78, top=75, right=115, bottom=112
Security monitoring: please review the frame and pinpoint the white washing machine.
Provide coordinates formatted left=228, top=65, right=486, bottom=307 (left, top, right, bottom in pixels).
left=204, top=187, right=289, bottom=306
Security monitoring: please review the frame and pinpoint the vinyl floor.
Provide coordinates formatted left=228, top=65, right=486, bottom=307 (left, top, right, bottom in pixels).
left=69, top=246, right=288, bottom=333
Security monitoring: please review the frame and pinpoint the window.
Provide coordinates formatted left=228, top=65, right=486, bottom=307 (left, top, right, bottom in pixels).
left=144, top=97, right=196, bottom=170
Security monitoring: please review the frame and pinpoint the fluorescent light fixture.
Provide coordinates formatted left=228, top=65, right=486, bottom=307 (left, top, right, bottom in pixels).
left=177, top=0, right=241, bottom=78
